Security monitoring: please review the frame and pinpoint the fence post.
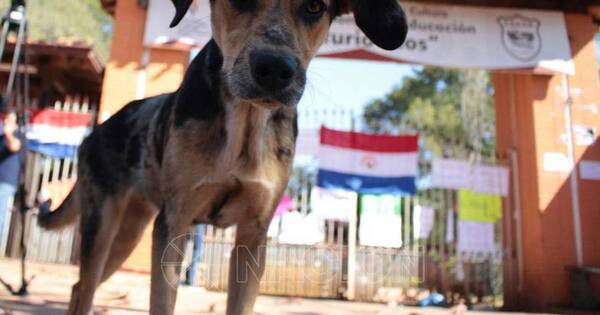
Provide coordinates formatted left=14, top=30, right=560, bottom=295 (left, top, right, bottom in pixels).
left=346, top=192, right=358, bottom=300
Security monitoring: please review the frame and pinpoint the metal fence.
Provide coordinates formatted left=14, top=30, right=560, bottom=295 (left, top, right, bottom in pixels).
left=198, top=221, right=347, bottom=299
left=194, top=181, right=503, bottom=303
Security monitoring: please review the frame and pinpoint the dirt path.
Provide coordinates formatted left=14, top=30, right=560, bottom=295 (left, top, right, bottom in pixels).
left=0, top=258, right=553, bottom=315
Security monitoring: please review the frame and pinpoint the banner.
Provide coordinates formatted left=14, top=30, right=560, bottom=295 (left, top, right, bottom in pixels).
left=359, top=195, right=403, bottom=248
left=458, top=190, right=502, bottom=223
left=146, top=0, right=574, bottom=74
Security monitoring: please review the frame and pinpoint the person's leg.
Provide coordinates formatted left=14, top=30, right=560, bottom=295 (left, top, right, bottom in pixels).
left=185, top=224, right=206, bottom=286
left=0, top=182, right=16, bottom=251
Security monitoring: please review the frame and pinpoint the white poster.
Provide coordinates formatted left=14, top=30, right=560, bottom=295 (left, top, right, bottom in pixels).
left=431, top=158, right=472, bottom=190
left=359, top=212, right=403, bottom=248
left=359, top=195, right=403, bottom=248
left=278, top=212, right=325, bottom=245
left=431, top=158, right=510, bottom=196
left=146, top=0, right=574, bottom=74
left=457, top=221, right=495, bottom=254
left=471, top=164, right=510, bottom=196
left=413, top=205, right=435, bottom=240
left=310, top=187, right=357, bottom=222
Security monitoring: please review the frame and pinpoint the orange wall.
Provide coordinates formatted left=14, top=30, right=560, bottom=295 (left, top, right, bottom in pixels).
left=98, top=0, right=146, bottom=122
left=98, top=2, right=189, bottom=272
left=494, top=14, right=600, bottom=311
left=121, top=47, right=188, bottom=272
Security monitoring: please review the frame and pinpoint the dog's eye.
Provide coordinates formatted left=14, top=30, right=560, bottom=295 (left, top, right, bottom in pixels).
left=229, top=0, right=256, bottom=13
left=301, top=0, right=326, bottom=22
left=306, top=0, right=325, bottom=15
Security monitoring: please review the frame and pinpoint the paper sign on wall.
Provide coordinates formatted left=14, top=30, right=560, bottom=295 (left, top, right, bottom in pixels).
left=580, top=161, right=600, bottom=181
left=543, top=152, right=572, bottom=173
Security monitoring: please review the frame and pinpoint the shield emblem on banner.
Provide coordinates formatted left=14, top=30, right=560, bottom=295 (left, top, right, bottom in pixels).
left=498, top=15, right=542, bottom=62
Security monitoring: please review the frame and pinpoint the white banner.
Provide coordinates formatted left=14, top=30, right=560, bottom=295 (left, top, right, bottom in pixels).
left=146, top=0, right=574, bottom=74
left=359, top=195, right=403, bottom=248
left=431, top=158, right=510, bottom=196
left=457, top=221, right=495, bottom=254
left=278, top=212, right=325, bottom=245
left=431, top=158, right=471, bottom=190
left=310, top=187, right=357, bottom=222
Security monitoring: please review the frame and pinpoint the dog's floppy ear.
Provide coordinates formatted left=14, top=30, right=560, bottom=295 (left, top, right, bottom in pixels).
left=338, top=0, right=408, bottom=51
left=170, top=0, right=193, bottom=27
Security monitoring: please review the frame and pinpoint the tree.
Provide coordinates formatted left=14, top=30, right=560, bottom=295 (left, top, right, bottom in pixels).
left=0, top=0, right=113, bottom=59
left=363, top=67, right=495, bottom=162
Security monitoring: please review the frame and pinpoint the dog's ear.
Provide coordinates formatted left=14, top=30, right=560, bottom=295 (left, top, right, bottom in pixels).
left=337, top=0, right=408, bottom=51
left=170, top=0, right=193, bottom=27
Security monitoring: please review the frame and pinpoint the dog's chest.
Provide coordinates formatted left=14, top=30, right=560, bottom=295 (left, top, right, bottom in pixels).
left=165, top=104, right=295, bottom=226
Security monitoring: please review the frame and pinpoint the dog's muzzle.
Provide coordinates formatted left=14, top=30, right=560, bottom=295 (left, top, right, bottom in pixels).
left=250, top=50, right=299, bottom=93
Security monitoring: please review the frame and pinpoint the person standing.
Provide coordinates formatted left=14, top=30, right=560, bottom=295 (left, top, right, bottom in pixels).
left=184, top=224, right=206, bottom=286
left=0, top=112, right=22, bottom=247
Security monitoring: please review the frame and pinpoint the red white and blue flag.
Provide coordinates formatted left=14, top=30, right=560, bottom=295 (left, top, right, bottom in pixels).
left=318, top=128, right=419, bottom=195
left=26, top=109, right=94, bottom=159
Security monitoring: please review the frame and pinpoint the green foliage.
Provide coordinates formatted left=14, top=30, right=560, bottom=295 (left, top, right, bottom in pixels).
left=363, top=67, right=495, bottom=161
left=0, top=0, right=113, bottom=59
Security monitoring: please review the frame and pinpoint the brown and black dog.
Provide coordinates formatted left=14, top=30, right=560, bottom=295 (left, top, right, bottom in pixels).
left=38, top=0, right=407, bottom=314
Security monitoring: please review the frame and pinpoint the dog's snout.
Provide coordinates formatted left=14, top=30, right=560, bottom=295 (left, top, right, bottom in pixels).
left=250, top=51, right=298, bottom=92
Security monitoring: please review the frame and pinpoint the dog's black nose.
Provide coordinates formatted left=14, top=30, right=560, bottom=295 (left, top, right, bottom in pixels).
left=250, top=51, right=298, bottom=92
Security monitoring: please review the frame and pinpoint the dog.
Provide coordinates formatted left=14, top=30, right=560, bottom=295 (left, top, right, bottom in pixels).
left=38, top=1, right=407, bottom=314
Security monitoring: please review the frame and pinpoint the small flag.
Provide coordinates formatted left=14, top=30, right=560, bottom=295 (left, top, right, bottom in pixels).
left=317, top=127, right=418, bottom=195
left=26, top=109, right=94, bottom=159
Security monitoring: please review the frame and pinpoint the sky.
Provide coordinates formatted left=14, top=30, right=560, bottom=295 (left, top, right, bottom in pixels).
left=297, top=58, right=415, bottom=130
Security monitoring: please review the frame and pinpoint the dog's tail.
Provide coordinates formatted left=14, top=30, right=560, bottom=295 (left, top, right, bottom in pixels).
left=38, top=183, right=80, bottom=230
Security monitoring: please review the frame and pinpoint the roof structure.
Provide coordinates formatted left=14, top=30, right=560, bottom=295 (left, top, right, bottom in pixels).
left=0, top=40, right=105, bottom=101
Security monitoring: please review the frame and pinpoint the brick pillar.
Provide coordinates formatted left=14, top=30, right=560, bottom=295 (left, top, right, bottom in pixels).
left=98, top=0, right=147, bottom=122
left=494, top=14, right=600, bottom=311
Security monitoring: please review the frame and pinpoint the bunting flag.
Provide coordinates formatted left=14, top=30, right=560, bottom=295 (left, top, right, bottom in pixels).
left=318, top=127, right=418, bottom=195
left=26, top=109, right=94, bottom=159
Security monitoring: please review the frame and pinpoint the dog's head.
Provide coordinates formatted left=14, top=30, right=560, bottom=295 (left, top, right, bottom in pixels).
left=171, top=0, right=408, bottom=107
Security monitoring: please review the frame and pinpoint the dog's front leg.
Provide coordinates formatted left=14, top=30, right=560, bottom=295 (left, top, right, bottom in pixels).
left=150, top=207, right=187, bottom=315
left=226, top=222, right=268, bottom=315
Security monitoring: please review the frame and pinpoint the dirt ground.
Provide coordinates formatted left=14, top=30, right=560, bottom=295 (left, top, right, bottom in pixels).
left=0, top=258, right=554, bottom=315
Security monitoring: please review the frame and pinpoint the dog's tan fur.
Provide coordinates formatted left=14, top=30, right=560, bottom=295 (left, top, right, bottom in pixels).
left=38, top=1, right=407, bottom=314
